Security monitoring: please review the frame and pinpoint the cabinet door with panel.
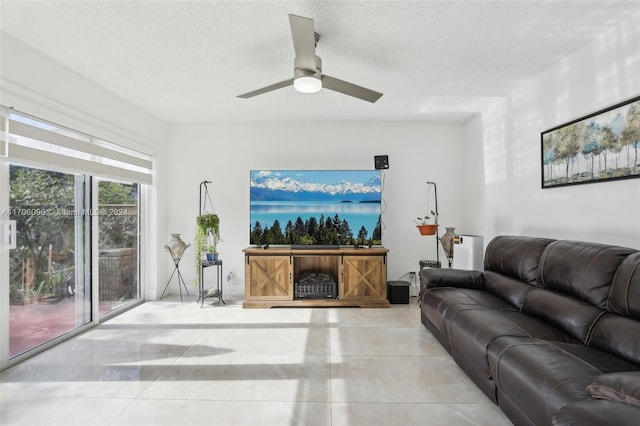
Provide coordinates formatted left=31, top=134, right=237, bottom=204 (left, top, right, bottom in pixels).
left=341, top=255, right=387, bottom=300
left=245, top=255, right=292, bottom=300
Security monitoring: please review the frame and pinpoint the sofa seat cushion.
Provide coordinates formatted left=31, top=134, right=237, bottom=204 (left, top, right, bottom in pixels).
left=488, top=337, right=638, bottom=425
left=552, top=399, right=640, bottom=426
left=449, top=309, right=576, bottom=381
left=421, top=287, right=517, bottom=342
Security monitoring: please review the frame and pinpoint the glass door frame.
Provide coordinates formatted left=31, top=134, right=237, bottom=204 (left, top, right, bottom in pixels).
left=1, top=157, right=10, bottom=371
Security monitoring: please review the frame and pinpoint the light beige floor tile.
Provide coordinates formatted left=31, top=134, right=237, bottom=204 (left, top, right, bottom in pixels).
left=1, top=379, right=154, bottom=400
left=105, top=299, right=230, bottom=325
left=331, top=402, right=512, bottom=426
left=65, top=327, right=206, bottom=354
left=216, top=306, right=331, bottom=326
left=185, top=326, right=330, bottom=356
left=330, top=326, right=448, bottom=356
left=331, top=355, right=486, bottom=403
left=0, top=349, right=168, bottom=398
left=142, top=354, right=331, bottom=402
left=327, top=303, right=423, bottom=328
left=0, top=394, right=132, bottom=426
left=112, top=399, right=331, bottom=426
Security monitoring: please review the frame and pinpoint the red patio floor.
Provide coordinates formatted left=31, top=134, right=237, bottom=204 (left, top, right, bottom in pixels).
left=9, top=297, right=128, bottom=357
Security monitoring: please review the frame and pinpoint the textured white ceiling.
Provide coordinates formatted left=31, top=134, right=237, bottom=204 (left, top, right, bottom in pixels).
left=1, top=1, right=639, bottom=124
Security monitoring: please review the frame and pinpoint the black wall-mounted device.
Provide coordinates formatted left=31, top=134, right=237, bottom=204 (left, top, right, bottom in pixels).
left=374, top=155, right=389, bottom=170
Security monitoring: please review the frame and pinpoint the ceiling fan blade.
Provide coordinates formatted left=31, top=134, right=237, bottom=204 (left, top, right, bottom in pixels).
left=321, top=75, right=383, bottom=103
left=237, top=78, right=294, bottom=99
left=289, top=14, right=317, bottom=71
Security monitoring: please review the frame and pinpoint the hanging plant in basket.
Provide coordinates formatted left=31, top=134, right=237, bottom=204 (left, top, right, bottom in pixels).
left=415, top=210, right=438, bottom=235
left=195, top=213, right=220, bottom=268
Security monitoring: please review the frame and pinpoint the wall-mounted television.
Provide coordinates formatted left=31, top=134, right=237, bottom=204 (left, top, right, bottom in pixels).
left=250, top=170, right=382, bottom=246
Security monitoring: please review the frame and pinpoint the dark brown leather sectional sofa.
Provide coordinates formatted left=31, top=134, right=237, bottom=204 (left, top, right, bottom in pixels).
left=419, top=235, right=640, bottom=425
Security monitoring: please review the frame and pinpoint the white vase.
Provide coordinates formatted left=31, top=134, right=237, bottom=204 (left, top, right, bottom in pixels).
left=167, top=233, right=187, bottom=261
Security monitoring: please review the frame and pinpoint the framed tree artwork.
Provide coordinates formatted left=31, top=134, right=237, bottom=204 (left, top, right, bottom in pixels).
left=541, top=95, right=640, bottom=188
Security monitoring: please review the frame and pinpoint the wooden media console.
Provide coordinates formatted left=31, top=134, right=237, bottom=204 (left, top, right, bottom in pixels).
left=242, top=246, right=389, bottom=308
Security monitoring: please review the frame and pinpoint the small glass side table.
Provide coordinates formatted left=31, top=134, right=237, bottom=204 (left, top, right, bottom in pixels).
left=198, top=259, right=225, bottom=307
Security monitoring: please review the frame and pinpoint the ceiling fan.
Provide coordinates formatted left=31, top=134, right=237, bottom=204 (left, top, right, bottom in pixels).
left=237, top=14, right=383, bottom=103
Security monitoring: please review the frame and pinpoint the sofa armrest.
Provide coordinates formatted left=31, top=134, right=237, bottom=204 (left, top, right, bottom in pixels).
left=586, top=371, right=640, bottom=407
left=419, top=268, right=484, bottom=293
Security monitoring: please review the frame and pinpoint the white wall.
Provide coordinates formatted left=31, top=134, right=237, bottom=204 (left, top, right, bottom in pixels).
left=465, top=11, right=640, bottom=249
left=166, top=122, right=465, bottom=298
left=0, top=32, right=170, bottom=301
left=7, top=5, right=639, bottom=305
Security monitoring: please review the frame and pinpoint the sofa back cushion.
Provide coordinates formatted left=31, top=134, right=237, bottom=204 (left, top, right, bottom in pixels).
left=588, top=251, right=640, bottom=366
left=608, top=252, right=640, bottom=317
left=484, top=271, right=536, bottom=310
left=589, top=314, right=640, bottom=366
left=484, top=236, right=556, bottom=285
left=537, top=240, right=635, bottom=309
left=522, top=288, right=605, bottom=343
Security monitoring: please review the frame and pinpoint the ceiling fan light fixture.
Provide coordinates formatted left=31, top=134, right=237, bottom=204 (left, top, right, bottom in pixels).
left=237, top=15, right=382, bottom=102
left=294, top=76, right=322, bottom=93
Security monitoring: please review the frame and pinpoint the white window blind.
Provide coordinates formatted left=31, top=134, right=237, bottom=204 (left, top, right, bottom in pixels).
left=2, top=106, right=153, bottom=184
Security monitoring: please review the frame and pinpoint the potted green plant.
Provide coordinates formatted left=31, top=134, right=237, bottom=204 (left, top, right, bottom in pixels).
left=195, top=213, right=220, bottom=268
left=414, top=210, right=438, bottom=235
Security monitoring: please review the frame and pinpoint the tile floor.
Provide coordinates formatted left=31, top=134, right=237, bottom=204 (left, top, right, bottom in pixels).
left=0, top=296, right=511, bottom=425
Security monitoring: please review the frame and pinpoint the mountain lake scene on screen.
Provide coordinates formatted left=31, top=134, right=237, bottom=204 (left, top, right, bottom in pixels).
left=250, top=170, right=382, bottom=246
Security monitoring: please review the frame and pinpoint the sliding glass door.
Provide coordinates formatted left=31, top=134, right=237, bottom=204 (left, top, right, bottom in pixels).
left=97, top=179, right=140, bottom=316
left=6, top=171, right=144, bottom=355
left=7, top=164, right=90, bottom=357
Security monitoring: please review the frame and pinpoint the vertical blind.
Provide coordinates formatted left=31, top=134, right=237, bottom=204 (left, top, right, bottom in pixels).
left=1, top=106, right=153, bottom=184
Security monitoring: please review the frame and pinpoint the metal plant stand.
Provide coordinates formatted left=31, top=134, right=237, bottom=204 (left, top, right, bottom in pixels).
left=196, top=180, right=224, bottom=307
left=418, top=181, right=442, bottom=269
left=198, top=258, right=225, bottom=307
left=161, top=243, right=191, bottom=302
